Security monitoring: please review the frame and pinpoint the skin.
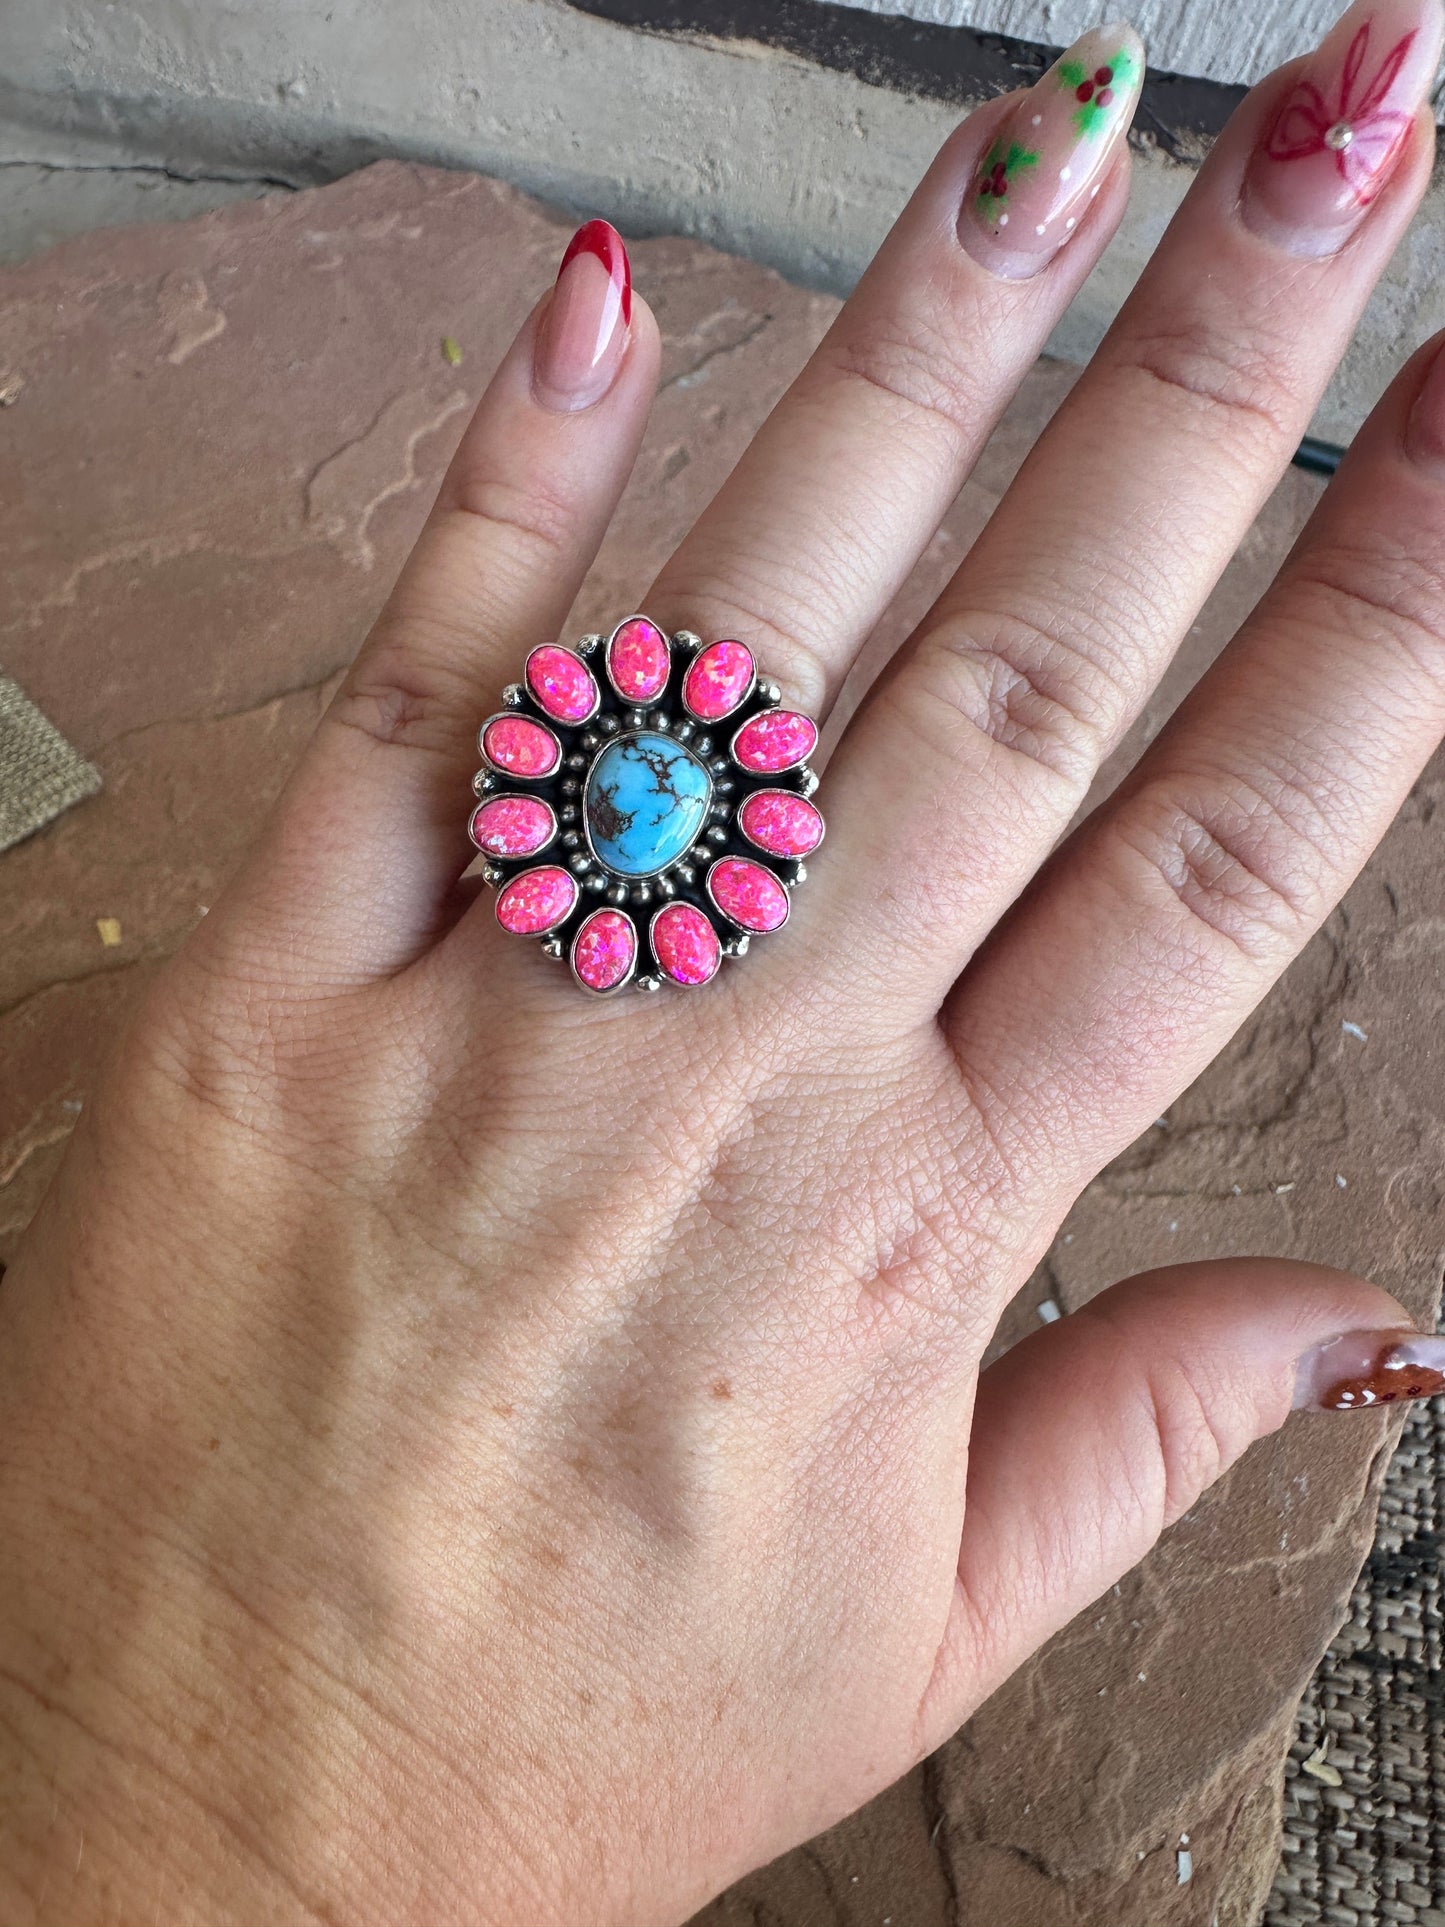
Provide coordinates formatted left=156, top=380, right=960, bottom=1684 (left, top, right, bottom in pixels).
left=3, top=35, right=1445, bottom=1927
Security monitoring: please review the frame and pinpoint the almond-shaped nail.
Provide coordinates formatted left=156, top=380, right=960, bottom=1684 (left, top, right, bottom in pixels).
left=1292, top=1327, right=1445, bottom=1411
left=532, top=218, right=632, bottom=412
left=1242, top=0, right=1443, bottom=256
left=958, top=24, right=1144, bottom=278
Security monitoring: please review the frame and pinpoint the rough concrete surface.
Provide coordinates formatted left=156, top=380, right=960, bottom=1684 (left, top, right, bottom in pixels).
left=832, top=0, right=1445, bottom=93
left=0, top=161, right=280, bottom=267
left=3, top=0, right=1444, bottom=440
left=1, top=162, right=1442, bottom=1926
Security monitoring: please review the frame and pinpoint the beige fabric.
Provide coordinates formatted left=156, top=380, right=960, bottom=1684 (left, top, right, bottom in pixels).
left=0, top=673, right=101, bottom=853
left=1267, top=1388, right=1445, bottom=1926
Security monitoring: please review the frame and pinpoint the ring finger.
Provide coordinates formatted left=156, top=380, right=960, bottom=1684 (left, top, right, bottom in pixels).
left=637, top=26, right=1144, bottom=722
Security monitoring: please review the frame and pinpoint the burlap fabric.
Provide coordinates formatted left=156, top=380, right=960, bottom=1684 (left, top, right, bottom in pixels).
left=0, top=673, right=101, bottom=852
left=1267, top=1391, right=1445, bottom=1926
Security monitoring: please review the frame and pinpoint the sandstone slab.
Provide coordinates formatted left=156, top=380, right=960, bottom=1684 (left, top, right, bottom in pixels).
left=1, top=160, right=1441, bottom=1926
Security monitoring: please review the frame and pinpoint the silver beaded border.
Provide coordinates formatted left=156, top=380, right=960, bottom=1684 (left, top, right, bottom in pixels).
left=469, top=614, right=823, bottom=994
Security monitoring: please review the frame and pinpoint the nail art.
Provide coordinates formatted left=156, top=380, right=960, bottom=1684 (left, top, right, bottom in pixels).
left=1292, top=1327, right=1445, bottom=1411
left=959, top=24, right=1144, bottom=277
left=1242, top=0, right=1444, bottom=253
left=532, top=218, right=632, bottom=412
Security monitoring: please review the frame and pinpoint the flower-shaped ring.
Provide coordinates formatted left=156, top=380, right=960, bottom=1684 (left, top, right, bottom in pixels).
left=468, top=616, right=825, bottom=994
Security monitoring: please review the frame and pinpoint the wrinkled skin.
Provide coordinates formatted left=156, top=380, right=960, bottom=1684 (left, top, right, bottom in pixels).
left=3, top=36, right=1444, bottom=1927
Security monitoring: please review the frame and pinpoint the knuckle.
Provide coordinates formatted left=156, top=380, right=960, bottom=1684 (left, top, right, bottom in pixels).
left=329, top=624, right=476, bottom=756
left=1113, top=771, right=1330, bottom=964
left=441, top=468, right=582, bottom=567
left=1135, top=1352, right=1237, bottom=1529
left=648, top=560, right=838, bottom=714
left=1116, top=312, right=1300, bottom=450
left=815, top=307, right=987, bottom=457
left=1284, top=536, right=1445, bottom=695
left=911, top=606, right=1123, bottom=788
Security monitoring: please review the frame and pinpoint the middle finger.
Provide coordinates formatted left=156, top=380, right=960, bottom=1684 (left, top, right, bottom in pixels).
left=638, top=27, right=1145, bottom=721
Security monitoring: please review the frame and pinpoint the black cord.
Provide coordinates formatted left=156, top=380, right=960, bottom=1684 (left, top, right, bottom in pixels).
left=1293, top=435, right=1345, bottom=476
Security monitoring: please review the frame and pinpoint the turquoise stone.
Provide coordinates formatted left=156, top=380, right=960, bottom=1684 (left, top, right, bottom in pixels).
left=585, top=731, right=712, bottom=877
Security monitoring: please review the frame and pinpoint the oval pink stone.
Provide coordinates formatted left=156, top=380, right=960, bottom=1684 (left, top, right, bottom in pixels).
left=526, top=645, right=599, bottom=724
left=571, top=908, right=637, bottom=993
left=707, top=857, right=789, bottom=934
left=481, top=712, right=561, bottom=779
left=470, top=793, right=557, bottom=859
left=682, top=639, right=754, bottom=721
left=731, top=709, right=818, bottom=773
left=651, top=902, right=722, bottom=986
left=495, top=865, right=578, bottom=936
left=606, top=617, right=671, bottom=704
left=738, top=789, right=825, bottom=858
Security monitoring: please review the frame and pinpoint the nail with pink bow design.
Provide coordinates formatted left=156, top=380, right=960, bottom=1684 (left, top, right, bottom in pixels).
left=1243, top=0, right=1444, bottom=254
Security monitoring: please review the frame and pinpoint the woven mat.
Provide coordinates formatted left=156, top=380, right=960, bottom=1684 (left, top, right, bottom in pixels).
left=1267, top=1391, right=1445, bottom=1926
left=0, top=673, right=101, bottom=852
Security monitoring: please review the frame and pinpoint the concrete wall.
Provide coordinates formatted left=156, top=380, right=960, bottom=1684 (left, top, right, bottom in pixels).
left=1, top=0, right=1442, bottom=439
left=829, top=0, right=1352, bottom=86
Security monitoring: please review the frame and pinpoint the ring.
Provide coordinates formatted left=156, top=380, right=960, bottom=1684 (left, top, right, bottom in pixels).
left=469, top=615, right=825, bottom=995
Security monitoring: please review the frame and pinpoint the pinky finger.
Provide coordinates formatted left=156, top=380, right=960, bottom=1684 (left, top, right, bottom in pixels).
left=919, top=1258, right=1416, bottom=1745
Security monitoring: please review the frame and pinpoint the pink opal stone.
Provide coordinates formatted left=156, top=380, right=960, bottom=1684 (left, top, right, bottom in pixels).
left=571, top=908, right=637, bottom=993
left=606, top=617, right=671, bottom=703
left=526, top=645, right=599, bottom=723
left=470, top=793, right=557, bottom=858
left=731, top=709, right=817, bottom=773
left=707, top=857, right=789, bottom=934
left=682, top=639, right=754, bottom=721
left=651, top=902, right=722, bottom=986
left=738, top=789, right=824, bottom=858
left=481, top=712, right=561, bottom=779
left=495, top=865, right=578, bottom=935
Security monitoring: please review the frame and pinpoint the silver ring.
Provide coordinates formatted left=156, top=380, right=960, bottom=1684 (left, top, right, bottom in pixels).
left=468, top=615, right=825, bottom=994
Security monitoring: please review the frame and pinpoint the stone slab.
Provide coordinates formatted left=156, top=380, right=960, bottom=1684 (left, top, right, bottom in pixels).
left=1, top=159, right=1441, bottom=1927
left=4, top=0, right=1444, bottom=441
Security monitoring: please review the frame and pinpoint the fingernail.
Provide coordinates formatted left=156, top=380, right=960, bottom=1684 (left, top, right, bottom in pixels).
left=958, top=23, right=1144, bottom=278
left=1404, top=332, right=1445, bottom=469
left=532, top=218, right=632, bottom=412
left=1241, top=0, right=1443, bottom=257
left=1292, top=1327, right=1445, bottom=1411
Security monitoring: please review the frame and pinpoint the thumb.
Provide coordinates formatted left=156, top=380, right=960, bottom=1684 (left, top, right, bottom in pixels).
left=923, top=1258, right=1442, bottom=1736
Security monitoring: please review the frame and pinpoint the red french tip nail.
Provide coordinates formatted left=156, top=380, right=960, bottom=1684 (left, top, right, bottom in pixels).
left=557, top=218, right=633, bottom=327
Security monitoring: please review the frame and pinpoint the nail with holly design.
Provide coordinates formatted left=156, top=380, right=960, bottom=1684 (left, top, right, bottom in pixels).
left=959, top=22, right=1145, bottom=278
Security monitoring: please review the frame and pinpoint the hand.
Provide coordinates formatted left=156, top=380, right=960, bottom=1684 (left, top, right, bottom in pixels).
left=5, top=4, right=1445, bottom=1921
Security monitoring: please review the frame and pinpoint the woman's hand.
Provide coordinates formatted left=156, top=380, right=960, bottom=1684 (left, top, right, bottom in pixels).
left=5, top=3, right=1445, bottom=1921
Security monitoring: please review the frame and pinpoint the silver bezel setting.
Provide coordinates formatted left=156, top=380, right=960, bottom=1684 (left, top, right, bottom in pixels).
left=648, top=900, right=723, bottom=989
left=704, top=854, right=792, bottom=935
left=680, top=638, right=758, bottom=725
left=468, top=794, right=560, bottom=861
left=524, top=644, right=604, bottom=728
left=581, top=728, right=714, bottom=883
left=477, top=710, right=563, bottom=781
left=727, top=709, right=819, bottom=775
left=470, top=614, right=822, bottom=993
left=603, top=613, right=673, bottom=707
left=493, top=865, right=580, bottom=937
left=567, top=906, right=640, bottom=997
left=736, top=787, right=827, bottom=861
